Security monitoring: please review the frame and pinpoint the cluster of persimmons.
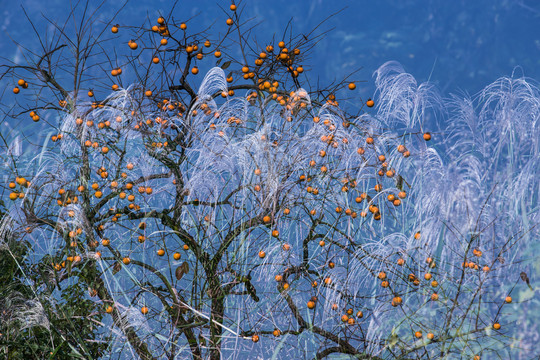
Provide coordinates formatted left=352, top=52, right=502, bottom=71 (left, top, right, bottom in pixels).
left=3, top=3, right=515, bottom=360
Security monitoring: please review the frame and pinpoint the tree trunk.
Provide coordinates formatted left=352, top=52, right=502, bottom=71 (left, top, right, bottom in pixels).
left=208, top=278, right=225, bottom=360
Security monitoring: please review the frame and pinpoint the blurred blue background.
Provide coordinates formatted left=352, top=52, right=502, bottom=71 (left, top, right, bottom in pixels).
left=2, top=0, right=539, bottom=100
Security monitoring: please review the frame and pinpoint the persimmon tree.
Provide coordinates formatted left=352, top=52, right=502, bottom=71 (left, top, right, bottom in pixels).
left=1, top=1, right=539, bottom=360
